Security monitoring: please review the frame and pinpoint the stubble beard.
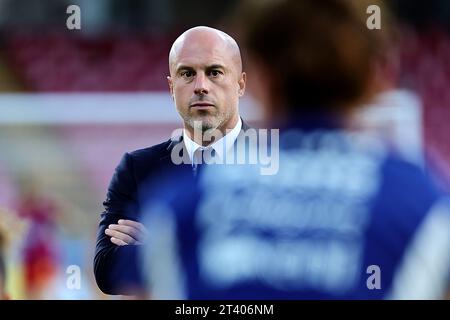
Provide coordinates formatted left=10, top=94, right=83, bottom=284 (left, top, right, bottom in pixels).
left=183, top=108, right=233, bottom=134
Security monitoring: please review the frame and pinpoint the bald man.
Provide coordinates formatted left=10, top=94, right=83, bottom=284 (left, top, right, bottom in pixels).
left=94, top=26, right=250, bottom=295
left=168, top=26, right=246, bottom=139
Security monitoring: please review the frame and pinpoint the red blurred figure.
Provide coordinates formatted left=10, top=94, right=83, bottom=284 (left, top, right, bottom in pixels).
left=16, top=180, right=60, bottom=299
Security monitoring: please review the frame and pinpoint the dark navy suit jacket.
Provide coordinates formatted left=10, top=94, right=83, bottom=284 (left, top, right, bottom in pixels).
left=94, top=121, right=251, bottom=295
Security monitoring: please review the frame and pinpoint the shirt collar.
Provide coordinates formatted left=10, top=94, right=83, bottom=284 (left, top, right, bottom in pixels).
left=183, top=118, right=242, bottom=163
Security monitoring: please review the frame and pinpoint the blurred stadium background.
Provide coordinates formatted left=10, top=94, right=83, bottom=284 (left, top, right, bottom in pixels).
left=0, top=0, right=449, bottom=299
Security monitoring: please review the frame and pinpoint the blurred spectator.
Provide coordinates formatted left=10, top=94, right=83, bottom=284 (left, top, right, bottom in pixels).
left=139, top=0, right=450, bottom=299
left=0, top=207, right=29, bottom=300
left=16, top=179, right=60, bottom=299
left=0, top=222, right=7, bottom=299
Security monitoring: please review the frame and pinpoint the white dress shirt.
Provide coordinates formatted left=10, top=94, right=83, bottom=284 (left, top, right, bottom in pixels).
left=183, top=118, right=242, bottom=165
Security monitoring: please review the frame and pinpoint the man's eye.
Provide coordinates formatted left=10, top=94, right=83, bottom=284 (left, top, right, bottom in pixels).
left=209, top=70, right=222, bottom=77
left=181, top=71, right=194, bottom=78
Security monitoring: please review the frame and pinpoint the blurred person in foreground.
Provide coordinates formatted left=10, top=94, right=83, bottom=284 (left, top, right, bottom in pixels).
left=139, top=0, right=450, bottom=299
left=94, top=26, right=252, bottom=295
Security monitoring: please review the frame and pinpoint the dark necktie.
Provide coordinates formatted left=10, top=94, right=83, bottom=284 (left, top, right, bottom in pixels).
left=193, top=147, right=215, bottom=177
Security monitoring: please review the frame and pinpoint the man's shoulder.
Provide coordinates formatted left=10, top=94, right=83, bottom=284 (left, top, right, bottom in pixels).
left=115, top=136, right=183, bottom=183
left=127, top=137, right=178, bottom=161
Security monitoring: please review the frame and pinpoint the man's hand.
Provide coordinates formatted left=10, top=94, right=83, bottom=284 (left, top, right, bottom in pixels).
left=105, top=219, right=148, bottom=246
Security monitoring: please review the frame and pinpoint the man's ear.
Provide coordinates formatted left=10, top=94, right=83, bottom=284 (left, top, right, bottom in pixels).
left=238, top=72, right=246, bottom=97
left=167, top=76, right=174, bottom=100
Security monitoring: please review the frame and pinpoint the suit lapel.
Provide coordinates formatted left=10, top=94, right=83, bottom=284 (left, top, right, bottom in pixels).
left=159, top=135, right=191, bottom=165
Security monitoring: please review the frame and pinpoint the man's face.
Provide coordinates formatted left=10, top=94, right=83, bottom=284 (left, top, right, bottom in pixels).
left=168, top=32, right=246, bottom=133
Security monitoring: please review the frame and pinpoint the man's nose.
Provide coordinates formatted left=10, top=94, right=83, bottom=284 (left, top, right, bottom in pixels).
left=194, top=73, right=209, bottom=95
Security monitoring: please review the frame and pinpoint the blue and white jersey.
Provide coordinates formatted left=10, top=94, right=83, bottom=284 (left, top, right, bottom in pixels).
left=140, top=129, right=450, bottom=299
